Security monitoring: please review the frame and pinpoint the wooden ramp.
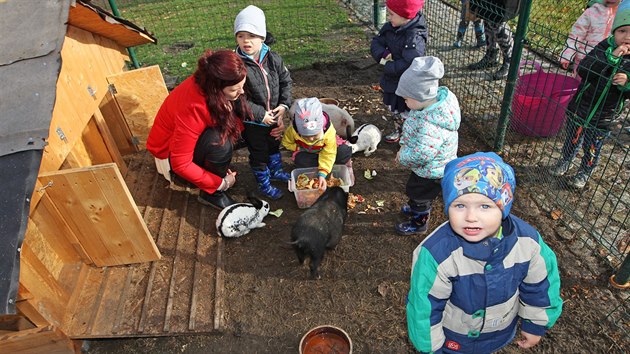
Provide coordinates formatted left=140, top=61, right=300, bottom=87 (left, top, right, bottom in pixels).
left=63, top=151, right=224, bottom=338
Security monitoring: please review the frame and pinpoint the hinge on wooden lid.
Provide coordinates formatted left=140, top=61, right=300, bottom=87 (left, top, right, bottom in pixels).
left=55, top=127, right=68, bottom=143
left=108, top=83, right=118, bottom=95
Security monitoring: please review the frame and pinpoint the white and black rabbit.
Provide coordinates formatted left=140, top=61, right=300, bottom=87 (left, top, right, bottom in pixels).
left=216, top=192, right=270, bottom=238
left=347, top=124, right=381, bottom=156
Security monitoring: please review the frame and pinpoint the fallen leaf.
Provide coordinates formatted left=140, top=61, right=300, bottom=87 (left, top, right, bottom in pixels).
left=269, top=209, right=283, bottom=217
left=377, top=282, right=389, bottom=297
left=375, top=200, right=385, bottom=207
left=550, top=209, right=562, bottom=220
left=364, top=169, right=373, bottom=180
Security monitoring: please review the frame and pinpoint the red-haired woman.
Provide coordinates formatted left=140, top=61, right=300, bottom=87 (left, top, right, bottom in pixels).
left=147, top=50, right=257, bottom=209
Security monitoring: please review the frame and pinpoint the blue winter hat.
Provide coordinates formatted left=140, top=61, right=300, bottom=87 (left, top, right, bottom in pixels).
left=613, top=0, right=630, bottom=33
left=441, top=152, right=516, bottom=219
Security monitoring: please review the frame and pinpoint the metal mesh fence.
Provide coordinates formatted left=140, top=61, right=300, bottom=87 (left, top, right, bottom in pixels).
left=424, top=0, right=629, bottom=273
left=95, top=0, right=628, bottom=332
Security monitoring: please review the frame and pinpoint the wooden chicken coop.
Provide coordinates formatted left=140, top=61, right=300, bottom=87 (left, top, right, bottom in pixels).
left=0, top=1, right=226, bottom=352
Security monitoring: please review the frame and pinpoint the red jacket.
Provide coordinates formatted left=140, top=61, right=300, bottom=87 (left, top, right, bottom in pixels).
left=147, top=76, right=244, bottom=193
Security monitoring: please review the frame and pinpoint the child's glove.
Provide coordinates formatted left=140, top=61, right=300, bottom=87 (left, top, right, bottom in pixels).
left=380, top=49, right=392, bottom=65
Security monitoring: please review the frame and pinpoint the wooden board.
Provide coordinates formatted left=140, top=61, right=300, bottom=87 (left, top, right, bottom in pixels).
left=37, top=163, right=160, bottom=267
left=98, top=92, right=137, bottom=155
left=0, top=326, right=76, bottom=354
left=106, top=66, right=169, bottom=150
left=63, top=152, right=222, bottom=338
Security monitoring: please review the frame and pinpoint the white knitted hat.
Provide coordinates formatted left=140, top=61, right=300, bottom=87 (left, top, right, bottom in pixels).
left=234, top=5, right=266, bottom=39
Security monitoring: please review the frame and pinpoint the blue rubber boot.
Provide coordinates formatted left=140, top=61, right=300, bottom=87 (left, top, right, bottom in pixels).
left=396, top=208, right=431, bottom=236
left=253, top=167, right=283, bottom=200
left=268, top=153, right=291, bottom=182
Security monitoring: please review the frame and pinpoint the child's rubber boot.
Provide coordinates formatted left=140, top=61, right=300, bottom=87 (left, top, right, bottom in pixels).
left=492, top=59, right=510, bottom=80
left=268, top=153, right=291, bottom=182
left=468, top=48, right=499, bottom=70
left=474, top=22, right=486, bottom=48
left=252, top=167, right=283, bottom=200
left=396, top=208, right=431, bottom=236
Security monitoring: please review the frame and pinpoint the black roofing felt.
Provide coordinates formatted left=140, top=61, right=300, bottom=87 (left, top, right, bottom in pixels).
left=0, top=0, right=70, bottom=315
left=0, top=0, right=69, bottom=157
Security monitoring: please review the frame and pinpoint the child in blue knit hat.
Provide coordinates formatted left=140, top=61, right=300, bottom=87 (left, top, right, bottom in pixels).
left=550, top=0, right=630, bottom=189
left=407, top=152, right=563, bottom=354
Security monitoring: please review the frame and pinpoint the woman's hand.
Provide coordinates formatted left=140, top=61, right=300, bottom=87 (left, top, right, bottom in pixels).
left=221, top=169, right=237, bottom=191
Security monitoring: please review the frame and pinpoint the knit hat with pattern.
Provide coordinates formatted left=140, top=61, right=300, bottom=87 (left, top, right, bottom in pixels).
left=613, top=0, right=630, bottom=33
left=293, top=97, right=324, bottom=136
left=441, top=152, right=516, bottom=219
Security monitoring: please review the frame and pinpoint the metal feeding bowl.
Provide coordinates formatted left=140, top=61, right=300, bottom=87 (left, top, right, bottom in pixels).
left=299, top=325, right=352, bottom=354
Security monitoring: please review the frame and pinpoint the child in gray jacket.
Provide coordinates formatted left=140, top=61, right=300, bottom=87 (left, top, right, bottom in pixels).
left=395, top=56, right=461, bottom=235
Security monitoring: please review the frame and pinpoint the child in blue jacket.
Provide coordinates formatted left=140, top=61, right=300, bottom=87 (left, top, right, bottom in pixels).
left=395, top=56, right=460, bottom=235
left=370, top=0, right=427, bottom=143
left=407, top=152, right=563, bottom=353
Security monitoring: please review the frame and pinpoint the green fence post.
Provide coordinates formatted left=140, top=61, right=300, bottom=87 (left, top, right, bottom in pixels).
left=374, top=0, right=386, bottom=29
left=108, top=0, right=141, bottom=69
left=494, top=1, right=534, bottom=152
left=610, top=254, right=630, bottom=289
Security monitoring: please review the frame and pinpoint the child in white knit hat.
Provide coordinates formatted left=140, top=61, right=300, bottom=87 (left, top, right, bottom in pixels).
left=234, top=5, right=293, bottom=200
left=394, top=56, right=461, bottom=235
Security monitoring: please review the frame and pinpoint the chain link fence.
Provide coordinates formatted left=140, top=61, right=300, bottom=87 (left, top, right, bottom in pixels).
left=94, top=0, right=628, bottom=335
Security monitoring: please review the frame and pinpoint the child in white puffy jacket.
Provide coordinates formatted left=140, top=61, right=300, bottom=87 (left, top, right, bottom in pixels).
left=394, top=56, right=461, bottom=235
left=560, top=0, right=620, bottom=74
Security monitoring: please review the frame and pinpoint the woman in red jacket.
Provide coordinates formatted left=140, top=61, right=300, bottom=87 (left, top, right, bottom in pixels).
left=147, top=49, right=252, bottom=209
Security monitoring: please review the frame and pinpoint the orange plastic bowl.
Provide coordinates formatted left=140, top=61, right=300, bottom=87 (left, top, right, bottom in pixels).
left=299, top=325, right=352, bottom=354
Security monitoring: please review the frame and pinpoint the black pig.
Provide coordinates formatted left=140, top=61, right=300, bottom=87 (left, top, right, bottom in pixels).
left=290, top=186, right=348, bottom=279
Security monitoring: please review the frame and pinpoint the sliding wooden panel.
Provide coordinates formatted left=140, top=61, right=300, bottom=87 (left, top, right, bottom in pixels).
left=37, top=163, right=160, bottom=266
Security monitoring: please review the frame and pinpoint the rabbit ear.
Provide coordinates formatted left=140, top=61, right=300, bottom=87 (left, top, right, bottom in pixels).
left=246, top=191, right=263, bottom=208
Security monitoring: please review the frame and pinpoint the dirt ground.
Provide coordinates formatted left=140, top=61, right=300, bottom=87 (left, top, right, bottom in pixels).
left=86, top=61, right=629, bottom=353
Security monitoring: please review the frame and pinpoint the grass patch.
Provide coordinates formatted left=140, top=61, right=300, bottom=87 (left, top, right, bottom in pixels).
left=113, top=0, right=368, bottom=80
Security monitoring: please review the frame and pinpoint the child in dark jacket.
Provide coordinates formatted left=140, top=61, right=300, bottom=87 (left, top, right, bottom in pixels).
left=407, top=152, right=563, bottom=353
left=234, top=5, right=292, bottom=200
left=370, top=0, right=427, bottom=143
left=550, top=2, right=630, bottom=189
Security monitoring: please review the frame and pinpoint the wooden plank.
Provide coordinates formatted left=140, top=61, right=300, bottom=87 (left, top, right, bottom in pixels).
left=188, top=207, right=204, bottom=330
left=106, top=66, right=169, bottom=149
left=137, top=189, right=174, bottom=334
left=98, top=92, right=137, bottom=155
left=110, top=267, right=134, bottom=334
left=92, top=109, right=128, bottom=175
left=163, top=196, right=188, bottom=332
left=16, top=299, right=50, bottom=329
left=0, top=326, right=76, bottom=354
left=33, top=194, right=92, bottom=264
left=214, top=235, right=225, bottom=331
left=38, top=164, right=160, bottom=266
left=19, top=246, right=69, bottom=327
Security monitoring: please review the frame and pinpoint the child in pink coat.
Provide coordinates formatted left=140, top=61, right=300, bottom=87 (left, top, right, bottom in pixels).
left=560, top=0, right=620, bottom=74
